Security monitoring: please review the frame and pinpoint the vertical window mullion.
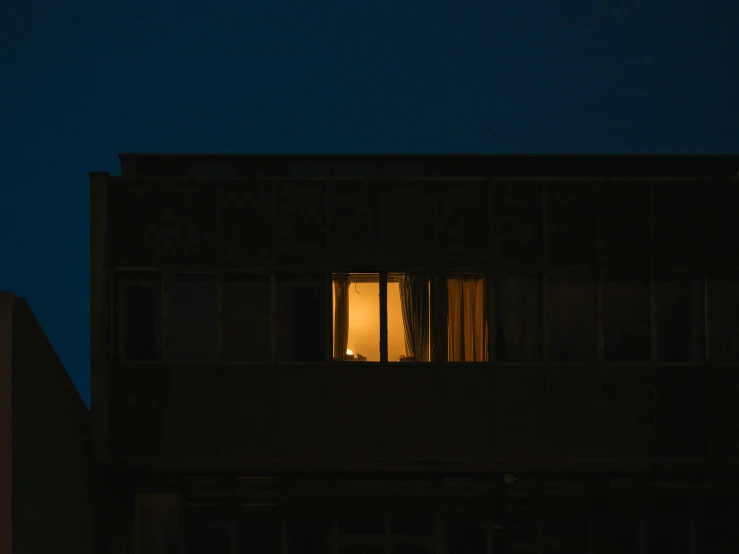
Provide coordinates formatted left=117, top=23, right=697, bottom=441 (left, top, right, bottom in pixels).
left=270, top=273, right=277, bottom=363
left=217, top=273, right=224, bottom=362
left=380, top=272, right=388, bottom=362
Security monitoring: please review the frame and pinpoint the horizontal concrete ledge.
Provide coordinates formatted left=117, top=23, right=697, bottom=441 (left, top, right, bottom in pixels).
left=98, top=456, right=739, bottom=476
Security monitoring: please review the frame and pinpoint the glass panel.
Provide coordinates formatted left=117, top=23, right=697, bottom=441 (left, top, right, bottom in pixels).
left=236, top=504, right=281, bottom=554
left=443, top=498, right=485, bottom=554
left=136, top=494, right=179, bottom=554
left=289, top=497, right=333, bottom=554
left=277, top=278, right=325, bottom=362
left=339, top=496, right=385, bottom=536
left=333, top=274, right=380, bottom=361
left=116, top=273, right=160, bottom=361
left=223, top=277, right=271, bottom=361
left=656, top=277, right=704, bottom=361
left=184, top=503, right=230, bottom=554
left=168, top=274, right=217, bottom=361
left=710, top=277, right=739, bottom=361
left=390, top=497, right=435, bottom=554
left=447, top=276, right=488, bottom=362
left=388, top=275, right=430, bottom=362
left=495, top=276, right=543, bottom=362
left=602, top=278, right=651, bottom=361
left=549, top=278, right=596, bottom=361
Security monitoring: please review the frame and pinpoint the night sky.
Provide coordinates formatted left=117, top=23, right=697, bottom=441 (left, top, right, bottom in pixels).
left=2, top=0, right=738, bottom=408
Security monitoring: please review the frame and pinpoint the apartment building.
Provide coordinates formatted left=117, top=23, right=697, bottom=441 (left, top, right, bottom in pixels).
left=90, top=154, right=739, bottom=554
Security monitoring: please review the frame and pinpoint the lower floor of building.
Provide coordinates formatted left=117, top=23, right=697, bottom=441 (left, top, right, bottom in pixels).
left=98, top=472, right=739, bottom=554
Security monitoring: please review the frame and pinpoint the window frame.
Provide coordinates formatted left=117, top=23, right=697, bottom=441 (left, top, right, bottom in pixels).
left=163, top=270, right=220, bottom=364
left=112, top=268, right=163, bottom=363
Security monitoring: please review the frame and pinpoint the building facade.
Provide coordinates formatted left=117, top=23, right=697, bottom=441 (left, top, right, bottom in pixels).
left=0, top=292, right=93, bottom=554
left=91, top=154, right=739, bottom=554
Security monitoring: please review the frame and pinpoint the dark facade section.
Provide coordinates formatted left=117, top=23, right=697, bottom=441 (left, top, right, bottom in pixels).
left=92, top=154, right=739, bottom=554
left=0, top=292, right=93, bottom=554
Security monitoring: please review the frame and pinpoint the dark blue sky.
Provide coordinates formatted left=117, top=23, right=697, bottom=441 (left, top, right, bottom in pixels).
left=2, top=0, right=738, bottom=407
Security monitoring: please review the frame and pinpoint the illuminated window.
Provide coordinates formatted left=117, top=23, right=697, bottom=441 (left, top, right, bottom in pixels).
left=388, top=274, right=430, bottom=362
left=447, top=276, right=488, bottom=362
left=333, top=274, right=380, bottom=361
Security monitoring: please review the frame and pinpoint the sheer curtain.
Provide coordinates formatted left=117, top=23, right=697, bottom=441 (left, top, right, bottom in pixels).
left=447, top=277, right=488, bottom=361
left=333, top=275, right=349, bottom=359
left=495, top=276, right=542, bottom=361
left=399, top=275, right=429, bottom=361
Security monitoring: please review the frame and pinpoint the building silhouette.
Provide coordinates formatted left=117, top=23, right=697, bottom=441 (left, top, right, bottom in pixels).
left=0, top=292, right=93, bottom=554
left=90, top=154, right=739, bottom=554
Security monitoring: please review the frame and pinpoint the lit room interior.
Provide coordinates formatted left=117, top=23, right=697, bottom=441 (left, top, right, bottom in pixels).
left=332, top=274, right=430, bottom=362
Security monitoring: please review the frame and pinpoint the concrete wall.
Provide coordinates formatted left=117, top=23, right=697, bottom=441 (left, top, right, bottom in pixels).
left=8, top=295, right=92, bottom=554
left=0, top=293, right=13, bottom=554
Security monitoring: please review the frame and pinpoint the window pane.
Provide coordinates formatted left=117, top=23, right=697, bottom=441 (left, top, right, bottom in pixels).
left=388, top=275, right=430, bottom=362
left=236, top=504, right=281, bottom=554
left=224, top=277, right=271, bottom=361
left=169, top=274, right=217, bottom=361
left=277, top=279, right=325, bottom=362
left=656, top=277, right=704, bottom=361
left=390, top=497, right=435, bottom=554
left=549, top=278, right=596, bottom=361
left=116, top=273, right=160, bottom=361
left=444, top=498, right=485, bottom=554
left=333, top=274, right=380, bottom=361
left=602, top=278, right=651, bottom=361
left=136, top=494, right=179, bottom=554
left=495, top=276, right=542, bottom=362
left=710, top=277, right=739, bottom=361
left=546, top=183, right=597, bottom=268
left=184, top=503, right=230, bottom=554
left=447, top=276, right=488, bottom=362
left=339, top=496, right=385, bottom=535
left=289, top=497, right=333, bottom=554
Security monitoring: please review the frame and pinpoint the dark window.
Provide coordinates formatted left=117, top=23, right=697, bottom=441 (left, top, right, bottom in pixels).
left=598, top=182, right=651, bottom=268
left=115, top=272, right=160, bottom=361
left=656, top=277, right=704, bottom=361
left=495, top=275, right=543, bottom=362
left=653, top=183, right=704, bottom=268
left=236, top=504, right=281, bottom=554
left=339, top=496, right=385, bottom=535
left=710, top=277, right=739, bottom=361
left=444, top=498, right=485, bottom=554
left=546, top=183, right=597, bottom=268
left=646, top=504, right=689, bottom=554
left=699, top=498, right=739, bottom=554
left=594, top=505, right=639, bottom=554
left=136, top=495, right=179, bottom=554
left=168, top=274, right=217, bottom=361
left=390, top=497, right=435, bottom=554
left=277, top=278, right=325, bottom=362
left=223, top=276, right=271, bottom=362
left=491, top=182, right=543, bottom=268
left=540, top=499, right=591, bottom=554
left=602, top=278, right=651, bottom=361
left=184, top=503, right=230, bottom=554
left=549, top=278, right=596, bottom=361
left=289, top=497, right=333, bottom=554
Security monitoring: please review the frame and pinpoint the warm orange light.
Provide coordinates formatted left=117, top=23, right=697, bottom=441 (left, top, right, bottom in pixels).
left=346, top=349, right=353, bottom=356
